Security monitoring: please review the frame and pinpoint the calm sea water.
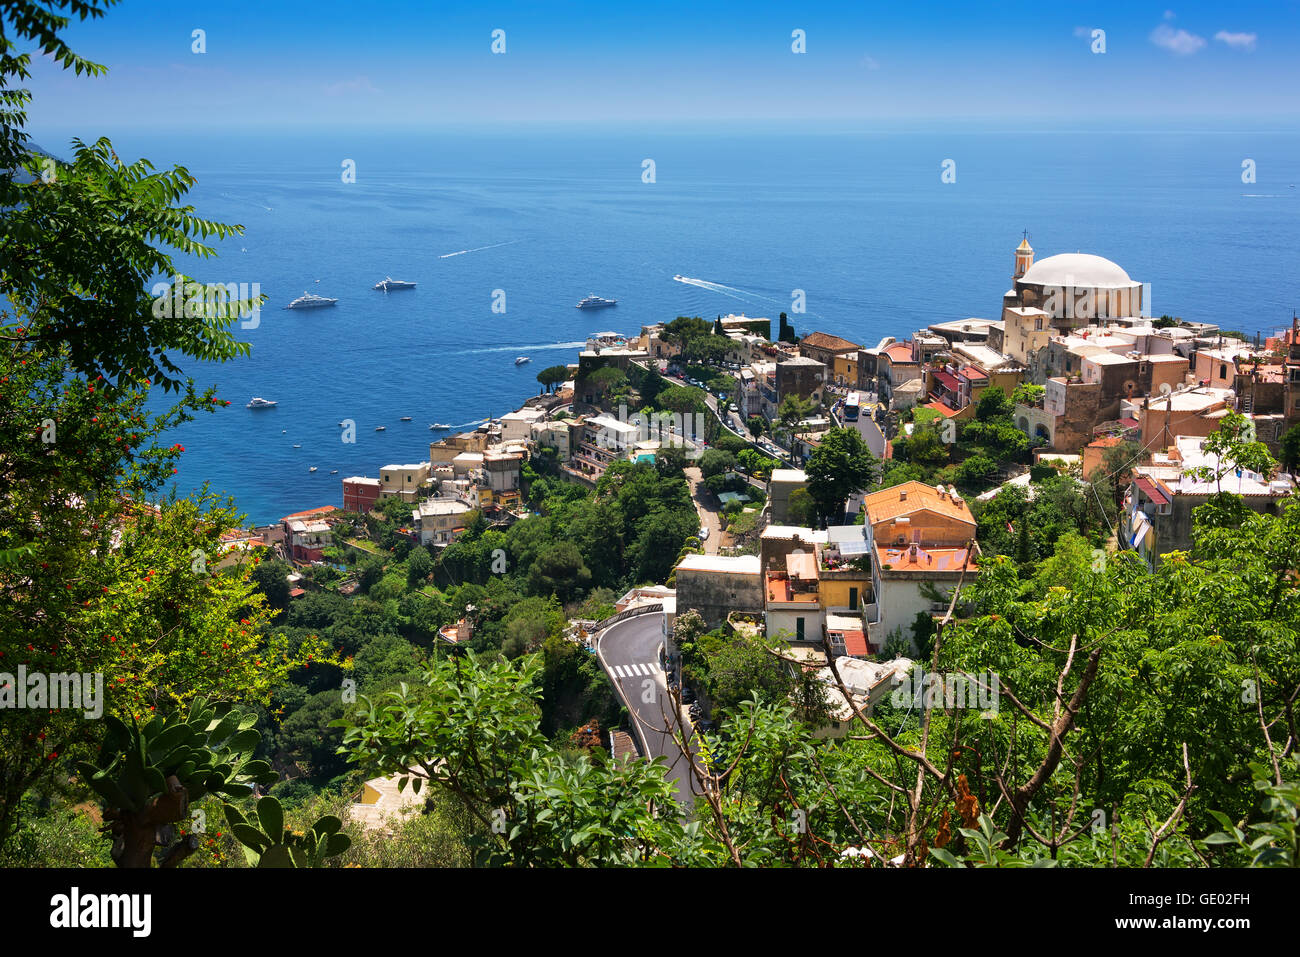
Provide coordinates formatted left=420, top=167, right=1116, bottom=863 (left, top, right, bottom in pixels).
left=34, top=126, right=1300, bottom=524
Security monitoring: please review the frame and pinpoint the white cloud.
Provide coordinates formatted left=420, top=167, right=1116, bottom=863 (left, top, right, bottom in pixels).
left=861, top=55, right=880, bottom=70
left=1214, top=30, right=1257, bottom=51
left=1150, top=23, right=1206, bottom=55
left=323, top=76, right=379, bottom=96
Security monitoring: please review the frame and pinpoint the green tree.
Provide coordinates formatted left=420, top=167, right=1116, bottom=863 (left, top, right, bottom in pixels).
left=536, top=364, right=570, bottom=393
left=527, top=541, right=591, bottom=602
left=251, top=557, right=293, bottom=609
left=805, top=427, right=879, bottom=525
left=406, top=545, right=433, bottom=585
left=698, top=448, right=738, bottom=479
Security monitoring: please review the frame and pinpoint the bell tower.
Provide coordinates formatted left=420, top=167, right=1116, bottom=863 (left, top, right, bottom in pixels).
left=1014, top=231, right=1034, bottom=281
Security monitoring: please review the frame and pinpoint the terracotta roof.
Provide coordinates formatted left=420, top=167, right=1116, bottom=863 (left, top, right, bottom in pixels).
left=921, top=400, right=959, bottom=418
left=1134, top=476, right=1171, bottom=506
left=281, top=505, right=339, bottom=523
left=884, top=343, right=915, bottom=362
left=958, top=365, right=988, bottom=380
left=1087, top=436, right=1124, bottom=449
left=932, top=370, right=961, bottom=392
left=838, top=630, right=869, bottom=657
left=876, top=543, right=977, bottom=574
left=863, top=481, right=975, bottom=526
left=800, top=331, right=862, bottom=353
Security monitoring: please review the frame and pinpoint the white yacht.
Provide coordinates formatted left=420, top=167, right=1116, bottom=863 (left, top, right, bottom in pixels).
left=309, top=466, right=318, bottom=473
left=399, top=416, right=412, bottom=421
left=373, top=277, right=416, bottom=291
left=514, top=356, right=531, bottom=365
left=285, top=291, right=338, bottom=309
left=247, top=397, right=277, bottom=409
left=374, top=425, right=386, bottom=432
left=576, top=294, right=617, bottom=309
left=429, top=422, right=451, bottom=431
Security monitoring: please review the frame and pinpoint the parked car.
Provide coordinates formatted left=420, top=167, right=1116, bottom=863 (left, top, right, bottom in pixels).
left=698, top=525, right=710, bottom=541
left=727, top=402, right=739, bottom=414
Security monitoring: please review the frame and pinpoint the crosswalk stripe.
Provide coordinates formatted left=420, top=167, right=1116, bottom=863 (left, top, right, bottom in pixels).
left=610, top=662, right=663, bottom=679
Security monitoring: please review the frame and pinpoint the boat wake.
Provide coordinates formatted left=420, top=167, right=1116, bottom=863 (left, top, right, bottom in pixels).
left=443, top=340, right=586, bottom=356
left=439, top=240, right=520, bottom=259
left=672, top=274, right=823, bottom=318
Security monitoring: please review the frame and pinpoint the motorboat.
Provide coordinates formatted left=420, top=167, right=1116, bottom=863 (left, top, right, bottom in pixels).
left=514, top=356, right=531, bottom=365
left=374, top=426, right=386, bottom=432
left=373, top=277, right=416, bottom=291
left=400, top=416, right=412, bottom=421
left=575, top=294, right=617, bottom=309
left=247, top=397, right=277, bottom=409
left=429, top=422, right=451, bottom=430
left=309, top=466, right=318, bottom=473
left=285, top=291, right=338, bottom=309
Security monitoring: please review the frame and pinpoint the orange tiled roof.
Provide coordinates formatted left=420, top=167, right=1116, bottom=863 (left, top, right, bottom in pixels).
left=800, top=331, right=862, bottom=353
left=281, top=505, right=339, bottom=523
left=876, top=543, right=977, bottom=574
left=921, top=400, right=959, bottom=418
left=863, top=481, right=975, bottom=526
left=884, top=343, right=914, bottom=362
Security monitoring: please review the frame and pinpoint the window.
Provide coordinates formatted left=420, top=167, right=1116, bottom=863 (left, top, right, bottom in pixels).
left=796, top=617, right=805, bottom=641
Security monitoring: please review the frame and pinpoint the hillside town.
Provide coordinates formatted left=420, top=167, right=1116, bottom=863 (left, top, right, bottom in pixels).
left=239, top=237, right=1300, bottom=746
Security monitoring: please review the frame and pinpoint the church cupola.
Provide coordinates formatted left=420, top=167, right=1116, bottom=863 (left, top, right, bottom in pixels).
left=1014, top=234, right=1034, bottom=281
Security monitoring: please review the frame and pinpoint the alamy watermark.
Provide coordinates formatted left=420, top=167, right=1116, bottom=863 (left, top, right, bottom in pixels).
left=150, top=275, right=262, bottom=329
left=890, top=668, right=999, bottom=714
left=0, top=667, right=104, bottom=719
left=1039, top=276, right=1152, bottom=320
left=596, top=404, right=707, bottom=458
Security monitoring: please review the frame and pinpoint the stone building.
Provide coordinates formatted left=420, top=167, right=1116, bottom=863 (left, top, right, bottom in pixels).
left=672, top=554, right=763, bottom=629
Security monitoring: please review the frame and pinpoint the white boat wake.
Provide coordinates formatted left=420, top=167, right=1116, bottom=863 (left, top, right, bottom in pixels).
left=439, top=240, right=520, bottom=259
left=673, top=274, right=823, bottom=318
left=443, top=340, right=586, bottom=356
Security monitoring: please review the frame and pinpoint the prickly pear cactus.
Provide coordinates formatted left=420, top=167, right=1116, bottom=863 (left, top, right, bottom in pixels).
left=75, top=697, right=277, bottom=867
left=223, top=796, right=351, bottom=867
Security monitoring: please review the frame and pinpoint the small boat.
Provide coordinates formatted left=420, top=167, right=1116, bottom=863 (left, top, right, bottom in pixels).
left=429, top=422, right=451, bottom=430
left=285, top=291, right=338, bottom=310
left=281, top=429, right=287, bottom=433
left=400, top=416, right=412, bottom=421
left=515, top=356, right=531, bottom=365
left=309, top=466, right=318, bottom=473
left=374, top=426, right=386, bottom=432
left=292, top=444, right=301, bottom=449
left=330, top=469, right=338, bottom=475
left=374, top=277, right=416, bottom=291
left=247, top=397, right=277, bottom=409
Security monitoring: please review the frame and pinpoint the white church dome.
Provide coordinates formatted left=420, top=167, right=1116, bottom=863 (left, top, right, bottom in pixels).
left=1021, top=253, right=1134, bottom=288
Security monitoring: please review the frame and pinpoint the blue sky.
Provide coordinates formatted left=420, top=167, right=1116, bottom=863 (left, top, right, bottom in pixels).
left=24, top=0, right=1300, bottom=130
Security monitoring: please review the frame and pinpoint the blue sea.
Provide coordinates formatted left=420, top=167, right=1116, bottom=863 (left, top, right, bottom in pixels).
left=32, top=125, right=1300, bottom=524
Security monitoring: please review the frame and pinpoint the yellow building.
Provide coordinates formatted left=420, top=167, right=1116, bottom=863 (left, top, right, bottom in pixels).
left=379, top=462, right=431, bottom=503
left=832, top=352, right=859, bottom=389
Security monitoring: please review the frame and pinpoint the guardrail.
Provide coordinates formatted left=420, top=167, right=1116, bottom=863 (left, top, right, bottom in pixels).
left=590, top=602, right=664, bottom=635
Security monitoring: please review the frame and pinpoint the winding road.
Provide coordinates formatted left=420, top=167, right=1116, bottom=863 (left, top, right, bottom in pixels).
left=595, top=611, right=698, bottom=810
